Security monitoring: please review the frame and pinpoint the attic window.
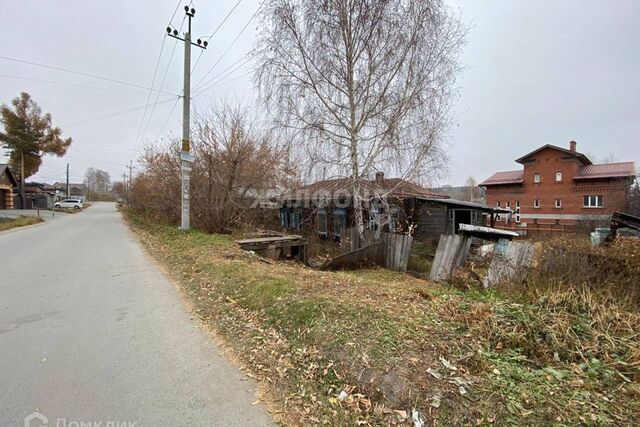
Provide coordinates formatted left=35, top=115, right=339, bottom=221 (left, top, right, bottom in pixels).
left=555, top=172, right=562, bottom=182
left=534, top=173, right=541, bottom=183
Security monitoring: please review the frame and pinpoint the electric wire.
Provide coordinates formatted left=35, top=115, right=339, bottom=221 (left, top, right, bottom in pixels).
left=0, top=56, right=179, bottom=96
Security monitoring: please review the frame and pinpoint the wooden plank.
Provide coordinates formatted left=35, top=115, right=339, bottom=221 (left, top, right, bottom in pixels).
left=429, top=235, right=448, bottom=281
left=235, top=235, right=303, bottom=245
left=455, top=236, right=472, bottom=267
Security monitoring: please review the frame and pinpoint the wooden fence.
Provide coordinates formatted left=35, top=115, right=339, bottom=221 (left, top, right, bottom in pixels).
left=383, top=233, right=413, bottom=272
left=321, top=231, right=413, bottom=272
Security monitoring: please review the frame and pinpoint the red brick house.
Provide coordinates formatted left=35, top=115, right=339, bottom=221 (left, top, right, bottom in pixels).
left=480, top=141, right=636, bottom=233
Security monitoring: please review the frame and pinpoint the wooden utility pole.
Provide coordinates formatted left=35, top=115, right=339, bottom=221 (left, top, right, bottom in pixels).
left=128, top=160, right=133, bottom=192
left=167, top=5, right=207, bottom=230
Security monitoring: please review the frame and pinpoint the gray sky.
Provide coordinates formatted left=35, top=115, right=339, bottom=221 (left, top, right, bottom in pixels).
left=1, top=0, right=638, bottom=186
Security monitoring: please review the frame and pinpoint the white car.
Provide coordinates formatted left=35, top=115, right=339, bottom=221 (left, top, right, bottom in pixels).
left=54, top=199, right=83, bottom=209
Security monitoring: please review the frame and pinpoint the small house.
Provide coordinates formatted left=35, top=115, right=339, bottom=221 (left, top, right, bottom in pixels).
left=280, top=173, right=507, bottom=243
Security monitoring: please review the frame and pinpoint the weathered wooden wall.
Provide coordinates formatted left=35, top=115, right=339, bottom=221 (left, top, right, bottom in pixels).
left=414, top=202, right=447, bottom=241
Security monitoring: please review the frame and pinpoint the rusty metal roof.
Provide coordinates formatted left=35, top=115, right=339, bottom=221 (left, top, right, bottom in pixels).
left=479, top=170, right=523, bottom=186
left=574, top=162, right=636, bottom=180
left=282, top=177, right=446, bottom=201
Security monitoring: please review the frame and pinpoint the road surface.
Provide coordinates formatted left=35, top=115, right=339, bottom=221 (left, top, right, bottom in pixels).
left=0, top=203, right=274, bottom=426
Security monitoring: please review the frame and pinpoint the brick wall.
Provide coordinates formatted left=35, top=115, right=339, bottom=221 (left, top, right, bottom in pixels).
left=485, top=147, right=631, bottom=232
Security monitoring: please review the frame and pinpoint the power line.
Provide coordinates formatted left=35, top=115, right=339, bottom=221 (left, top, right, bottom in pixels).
left=134, top=35, right=169, bottom=150
left=191, top=0, right=244, bottom=75
left=138, top=14, right=187, bottom=147
left=192, top=55, right=252, bottom=98
left=191, top=0, right=263, bottom=92
left=0, top=73, right=150, bottom=95
left=59, top=97, right=177, bottom=128
left=0, top=56, right=179, bottom=96
left=151, top=96, right=181, bottom=147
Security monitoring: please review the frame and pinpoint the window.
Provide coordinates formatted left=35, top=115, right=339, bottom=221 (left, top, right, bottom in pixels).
left=389, top=206, right=401, bottom=232
left=368, top=206, right=382, bottom=230
left=333, top=208, right=347, bottom=238
left=515, top=202, right=521, bottom=223
left=555, top=171, right=562, bottom=182
left=505, top=202, right=510, bottom=223
left=533, top=199, right=540, bottom=208
left=555, top=199, right=562, bottom=208
left=583, top=195, right=603, bottom=208
left=496, top=202, right=501, bottom=221
left=280, top=207, right=299, bottom=229
left=317, top=208, right=328, bottom=236
left=534, top=173, right=541, bottom=183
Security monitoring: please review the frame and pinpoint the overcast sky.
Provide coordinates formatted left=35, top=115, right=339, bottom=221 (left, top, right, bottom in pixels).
left=0, top=0, right=638, bottom=186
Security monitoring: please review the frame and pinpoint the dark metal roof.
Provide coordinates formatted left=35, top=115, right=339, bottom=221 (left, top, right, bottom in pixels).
left=420, top=197, right=512, bottom=213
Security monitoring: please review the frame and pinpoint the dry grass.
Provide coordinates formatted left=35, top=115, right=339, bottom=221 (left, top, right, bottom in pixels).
left=124, top=209, right=640, bottom=426
left=0, top=215, right=44, bottom=231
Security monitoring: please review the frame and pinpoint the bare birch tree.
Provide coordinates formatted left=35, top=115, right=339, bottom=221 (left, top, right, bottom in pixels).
left=255, top=0, right=465, bottom=234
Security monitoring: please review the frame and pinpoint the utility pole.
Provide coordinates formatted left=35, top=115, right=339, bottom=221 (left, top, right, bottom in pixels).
left=66, top=163, right=70, bottom=198
left=167, top=5, right=207, bottom=230
left=123, top=173, right=128, bottom=205
left=128, top=160, right=133, bottom=192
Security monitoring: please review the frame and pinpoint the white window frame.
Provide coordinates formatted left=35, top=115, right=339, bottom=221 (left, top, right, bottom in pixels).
left=555, top=199, right=562, bottom=208
left=555, top=171, right=562, bottom=182
left=505, top=201, right=510, bottom=223
left=534, top=173, right=541, bottom=183
left=533, top=199, right=540, bottom=209
left=583, top=195, right=603, bottom=208
left=515, top=202, right=521, bottom=223
left=495, top=201, right=501, bottom=221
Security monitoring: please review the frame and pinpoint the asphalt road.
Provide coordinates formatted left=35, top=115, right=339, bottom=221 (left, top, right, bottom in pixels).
left=0, top=203, right=274, bottom=426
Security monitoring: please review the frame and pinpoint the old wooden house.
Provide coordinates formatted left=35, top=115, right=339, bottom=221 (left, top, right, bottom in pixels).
left=0, top=164, right=17, bottom=210
left=280, top=173, right=507, bottom=243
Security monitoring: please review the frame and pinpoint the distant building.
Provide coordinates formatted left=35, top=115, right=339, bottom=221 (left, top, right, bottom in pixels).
left=481, top=141, right=636, bottom=233
left=45, top=182, right=87, bottom=201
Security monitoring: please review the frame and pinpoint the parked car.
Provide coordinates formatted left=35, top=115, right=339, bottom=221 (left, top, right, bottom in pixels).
left=54, top=199, right=83, bottom=209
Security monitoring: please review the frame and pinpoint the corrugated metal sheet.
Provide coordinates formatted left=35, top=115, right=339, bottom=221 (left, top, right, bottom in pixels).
left=480, top=170, right=523, bottom=186
left=575, top=162, right=635, bottom=180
